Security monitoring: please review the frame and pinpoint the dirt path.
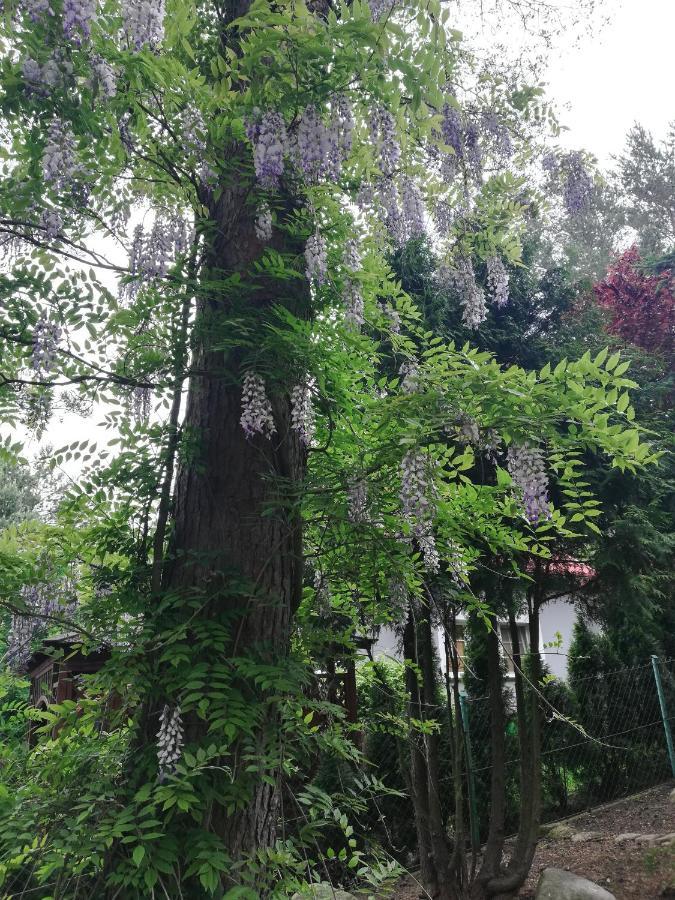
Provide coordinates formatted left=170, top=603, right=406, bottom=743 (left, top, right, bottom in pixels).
left=389, top=782, right=675, bottom=899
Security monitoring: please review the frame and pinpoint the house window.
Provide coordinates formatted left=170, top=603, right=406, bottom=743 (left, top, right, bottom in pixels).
left=500, top=624, right=530, bottom=674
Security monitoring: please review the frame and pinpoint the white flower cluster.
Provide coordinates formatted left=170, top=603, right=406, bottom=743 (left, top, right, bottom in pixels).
left=255, top=204, right=272, bottom=243
left=400, top=450, right=439, bottom=573
left=455, top=257, right=487, bottom=329
left=343, top=280, right=364, bottom=328
left=132, top=385, right=151, bottom=423
left=32, top=312, right=62, bottom=374
left=240, top=371, right=275, bottom=439
left=305, top=231, right=328, bottom=285
left=399, top=358, right=420, bottom=394
left=123, top=0, right=166, bottom=51
left=347, top=479, right=368, bottom=524
left=507, top=443, right=550, bottom=525
left=157, top=705, right=183, bottom=779
left=486, top=255, right=509, bottom=307
left=42, top=120, right=79, bottom=193
left=290, top=382, right=315, bottom=447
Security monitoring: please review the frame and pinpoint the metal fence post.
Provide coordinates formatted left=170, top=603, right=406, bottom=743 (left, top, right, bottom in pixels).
left=651, top=655, right=675, bottom=778
left=459, top=694, right=480, bottom=850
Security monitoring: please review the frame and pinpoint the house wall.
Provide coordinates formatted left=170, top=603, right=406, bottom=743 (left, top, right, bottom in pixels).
left=369, top=595, right=580, bottom=683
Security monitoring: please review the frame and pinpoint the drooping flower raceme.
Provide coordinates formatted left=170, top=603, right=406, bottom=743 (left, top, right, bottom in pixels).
left=123, top=0, right=166, bottom=50
left=245, top=110, right=288, bottom=190
left=367, top=0, right=395, bottom=21
left=157, top=705, right=184, bottom=779
left=40, top=207, right=63, bottom=240
left=369, top=104, right=400, bottom=176
left=295, top=105, right=337, bottom=184
left=441, top=102, right=463, bottom=157
left=22, top=0, right=53, bottom=22
left=255, top=204, right=272, bottom=243
left=32, top=313, right=62, bottom=374
left=456, top=257, right=487, bottom=329
left=486, top=255, right=509, bottom=307
left=400, top=450, right=440, bottom=573
left=90, top=55, right=116, bottom=99
left=240, top=372, right=276, bottom=439
left=344, top=280, right=364, bottom=328
left=562, top=151, right=594, bottom=217
left=132, top=385, right=151, bottom=423
left=507, top=443, right=550, bottom=525
left=347, top=479, right=368, bottom=524
left=305, top=232, right=328, bottom=285
left=376, top=178, right=404, bottom=246
left=401, top=177, right=425, bottom=239
left=399, top=358, right=420, bottom=394
left=62, top=0, right=95, bottom=44
left=343, top=238, right=361, bottom=272
left=42, top=120, right=78, bottom=192
left=290, top=382, right=315, bottom=446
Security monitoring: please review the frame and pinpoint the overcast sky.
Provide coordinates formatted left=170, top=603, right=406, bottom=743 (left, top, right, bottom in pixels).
left=538, top=0, right=673, bottom=162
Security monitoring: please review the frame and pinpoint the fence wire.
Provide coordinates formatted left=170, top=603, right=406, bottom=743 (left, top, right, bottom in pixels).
left=357, top=657, right=675, bottom=853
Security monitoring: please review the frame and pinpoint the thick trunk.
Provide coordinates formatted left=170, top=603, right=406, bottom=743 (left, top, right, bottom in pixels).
left=138, top=151, right=307, bottom=867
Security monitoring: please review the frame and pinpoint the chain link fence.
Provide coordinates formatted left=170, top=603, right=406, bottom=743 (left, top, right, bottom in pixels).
left=357, top=657, right=675, bottom=853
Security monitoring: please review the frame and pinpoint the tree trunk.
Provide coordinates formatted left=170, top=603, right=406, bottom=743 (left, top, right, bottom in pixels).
left=137, top=147, right=308, bottom=867
left=472, top=615, right=506, bottom=897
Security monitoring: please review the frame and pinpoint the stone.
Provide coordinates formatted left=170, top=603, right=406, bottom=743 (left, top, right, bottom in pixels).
left=656, top=832, right=675, bottom=846
left=547, top=824, right=577, bottom=840
left=614, top=833, right=640, bottom=843
left=535, top=868, right=616, bottom=899
left=291, top=887, right=356, bottom=900
left=635, top=833, right=660, bottom=845
left=572, top=831, right=603, bottom=843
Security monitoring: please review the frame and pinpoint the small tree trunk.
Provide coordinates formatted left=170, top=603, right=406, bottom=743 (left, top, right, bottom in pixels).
left=472, top=615, right=506, bottom=896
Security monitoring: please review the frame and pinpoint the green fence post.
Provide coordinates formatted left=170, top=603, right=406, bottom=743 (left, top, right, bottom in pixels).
left=459, top=693, right=480, bottom=850
left=651, top=655, right=675, bottom=778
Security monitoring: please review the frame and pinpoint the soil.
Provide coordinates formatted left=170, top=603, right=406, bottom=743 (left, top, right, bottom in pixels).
left=388, top=782, right=675, bottom=900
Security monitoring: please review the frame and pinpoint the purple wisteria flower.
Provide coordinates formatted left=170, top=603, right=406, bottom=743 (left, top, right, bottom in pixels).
left=562, top=151, right=594, bottom=217
left=400, top=449, right=439, bottom=573
left=62, top=0, right=96, bottom=44
left=245, top=110, right=288, bottom=190
left=305, top=231, right=328, bottom=285
left=401, top=177, right=425, bottom=238
left=344, top=279, right=364, bottom=328
left=90, top=55, right=116, bottom=99
left=32, top=313, right=62, bottom=374
left=455, top=257, right=487, bottom=328
left=369, top=104, right=400, bottom=176
left=123, top=0, right=166, bottom=50
left=507, top=443, right=550, bottom=525
left=42, top=120, right=79, bottom=192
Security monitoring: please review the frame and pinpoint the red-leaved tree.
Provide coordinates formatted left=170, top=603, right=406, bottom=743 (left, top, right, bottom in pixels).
left=594, top=246, right=674, bottom=360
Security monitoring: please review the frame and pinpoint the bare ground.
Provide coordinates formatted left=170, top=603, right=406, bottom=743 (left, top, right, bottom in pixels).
left=388, top=781, right=675, bottom=900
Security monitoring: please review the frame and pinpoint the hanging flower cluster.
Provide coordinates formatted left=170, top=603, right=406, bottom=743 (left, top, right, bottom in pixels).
left=123, top=0, right=166, bottom=51
left=295, top=106, right=337, bottom=183
left=401, top=177, right=425, bottom=238
left=89, top=55, right=117, bottom=99
left=124, top=215, right=190, bottom=294
left=255, top=204, right=272, bottom=243
left=240, top=371, right=275, bottom=439
left=305, top=231, right=328, bottom=285
left=157, top=705, right=184, bottom=780
left=543, top=151, right=594, bottom=217
left=344, top=280, right=364, bottom=328
left=22, top=53, right=72, bottom=96
left=42, top=120, right=79, bottom=192
left=481, top=110, right=514, bottom=160
left=369, top=104, right=401, bottom=176
left=455, top=257, right=487, bottom=328
left=39, top=207, right=63, bottom=240
left=132, top=385, right=151, bottom=423
left=347, top=478, right=369, bottom=524
left=245, top=110, right=288, bottom=190
left=290, top=381, right=315, bottom=446
left=32, top=313, right=62, bottom=374
left=22, top=0, right=53, bottom=22
left=62, top=0, right=96, bottom=44
left=399, top=358, right=420, bottom=394
left=400, top=450, right=439, bottom=573
left=6, top=583, right=77, bottom=671
left=486, top=255, right=509, bottom=307
left=376, top=178, right=404, bottom=245
left=507, top=443, right=550, bottom=525
left=343, top=238, right=361, bottom=272
left=367, top=0, right=395, bottom=20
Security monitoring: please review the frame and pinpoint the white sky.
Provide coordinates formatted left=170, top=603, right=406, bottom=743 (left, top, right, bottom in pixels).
left=538, top=0, right=674, bottom=162
left=15, top=0, right=675, bottom=464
